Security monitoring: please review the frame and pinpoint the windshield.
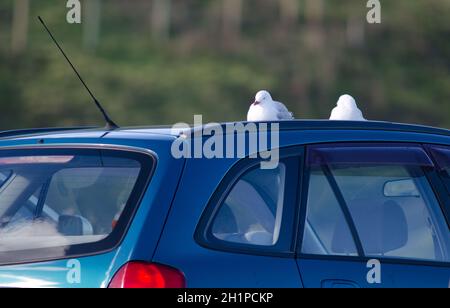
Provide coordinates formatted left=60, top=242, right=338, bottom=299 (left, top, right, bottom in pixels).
left=0, top=148, right=153, bottom=264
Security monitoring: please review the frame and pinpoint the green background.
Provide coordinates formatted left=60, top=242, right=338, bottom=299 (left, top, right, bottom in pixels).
left=0, top=0, right=449, bottom=129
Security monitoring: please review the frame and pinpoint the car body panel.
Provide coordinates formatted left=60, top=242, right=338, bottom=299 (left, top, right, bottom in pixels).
left=299, top=258, right=450, bottom=288
left=0, top=121, right=448, bottom=287
left=153, top=127, right=450, bottom=288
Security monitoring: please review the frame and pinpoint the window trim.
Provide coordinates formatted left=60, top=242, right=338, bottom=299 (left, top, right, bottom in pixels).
left=319, top=164, right=365, bottom=256
left=0, top=144, right=156, bottom=266
left=297, top=142, right=450, bottom=267
left=424, top=144, right=450, bottom=228
left=195, top=147, right=303, bottom=258
left=0, top=170, right=13, bottom=191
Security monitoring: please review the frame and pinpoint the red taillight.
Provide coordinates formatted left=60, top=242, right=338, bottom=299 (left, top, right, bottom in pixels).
left=108, top=262, right=186, bottom=289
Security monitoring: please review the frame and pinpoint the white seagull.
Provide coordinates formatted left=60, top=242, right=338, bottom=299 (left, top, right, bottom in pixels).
left=329, top=94, right=366, bottom=121
left=247, top=90, right=294, bottom=122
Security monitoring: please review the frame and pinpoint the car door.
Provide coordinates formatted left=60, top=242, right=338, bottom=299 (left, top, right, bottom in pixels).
left=296, top=143, right=450, bottom=288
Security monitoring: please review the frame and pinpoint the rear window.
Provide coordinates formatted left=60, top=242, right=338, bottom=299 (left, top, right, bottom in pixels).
left=0, top=170, right=12, bottom=187
left=0, top=147, right=154, bottom=264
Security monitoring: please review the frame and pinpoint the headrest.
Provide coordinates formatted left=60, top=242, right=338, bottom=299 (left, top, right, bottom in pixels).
left=58, top=215, right=94, bottom=236
left=332, top=199, right=408, bottom=254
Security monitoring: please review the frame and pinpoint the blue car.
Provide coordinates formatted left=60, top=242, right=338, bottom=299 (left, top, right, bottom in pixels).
left=0, top=120, right=448, bottom=288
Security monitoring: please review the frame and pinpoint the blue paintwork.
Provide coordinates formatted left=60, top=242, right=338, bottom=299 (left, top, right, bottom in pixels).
left=0, top=121, right=448, bottom=288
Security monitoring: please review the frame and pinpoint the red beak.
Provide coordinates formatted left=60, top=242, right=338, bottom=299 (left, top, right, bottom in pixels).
left=253, top=101, right=260, bottom=106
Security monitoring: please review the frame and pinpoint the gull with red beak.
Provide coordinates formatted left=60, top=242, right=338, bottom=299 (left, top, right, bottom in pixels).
left=247, top=90, right=294, bottom=122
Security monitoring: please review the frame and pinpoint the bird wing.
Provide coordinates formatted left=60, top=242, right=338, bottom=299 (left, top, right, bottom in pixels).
left=274, top=101, right=290, bottom=113
left=274, top=101, right=294, bottom=120
left=329, top=107, right=340, bottom=120
left=346, top=107, right=365, bottom=121
left=277, top=111, right=294, bottom=120
left=354, top=108, right=366, bottom=120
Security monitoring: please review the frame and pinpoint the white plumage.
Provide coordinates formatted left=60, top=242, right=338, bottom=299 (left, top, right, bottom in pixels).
left=330, top=94, right=366, bottom=121
left=247, top=90, right=294, bottom=122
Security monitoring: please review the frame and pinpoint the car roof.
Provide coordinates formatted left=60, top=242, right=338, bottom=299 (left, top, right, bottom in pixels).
left=0, top=120, right=449, bottom=141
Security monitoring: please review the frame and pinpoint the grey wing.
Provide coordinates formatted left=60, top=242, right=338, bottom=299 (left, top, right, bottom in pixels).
left=355, top=108, right=366, bottom=121
left=274, top=101, right=294, bottom=120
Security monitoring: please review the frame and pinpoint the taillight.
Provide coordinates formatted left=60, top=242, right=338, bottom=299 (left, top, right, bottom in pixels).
left=108, top=262, right=185, bottom=289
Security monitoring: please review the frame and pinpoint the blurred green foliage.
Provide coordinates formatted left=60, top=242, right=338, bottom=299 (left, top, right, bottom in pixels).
left=0, top=0, right=449, bottom=129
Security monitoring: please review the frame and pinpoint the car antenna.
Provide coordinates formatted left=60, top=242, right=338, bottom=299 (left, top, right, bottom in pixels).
left=38, top=16, right=119, bottom=130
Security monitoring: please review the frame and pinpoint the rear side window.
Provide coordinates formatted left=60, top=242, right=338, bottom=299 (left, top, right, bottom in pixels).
left=0, top=147, right=154, bottom=264
left=212, top=164, right=286, bottom=246
left=302, top=144, right=450, bottom=263
left=197, top=153, right=301, bottom=255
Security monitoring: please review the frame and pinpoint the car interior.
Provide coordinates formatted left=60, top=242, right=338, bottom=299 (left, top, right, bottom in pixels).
left=212, top=164, right=286, bottom=246
left=0, top=154, right=140, bottom=252
left=303, top=164, right=450, bottom=262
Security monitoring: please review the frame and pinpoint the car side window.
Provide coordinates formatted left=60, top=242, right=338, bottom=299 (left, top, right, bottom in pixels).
left=211, top=163, right=286, bottom=246
left=302, top=144, right=450, bottom=263
left=302, top=167, right=358, bottom=256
